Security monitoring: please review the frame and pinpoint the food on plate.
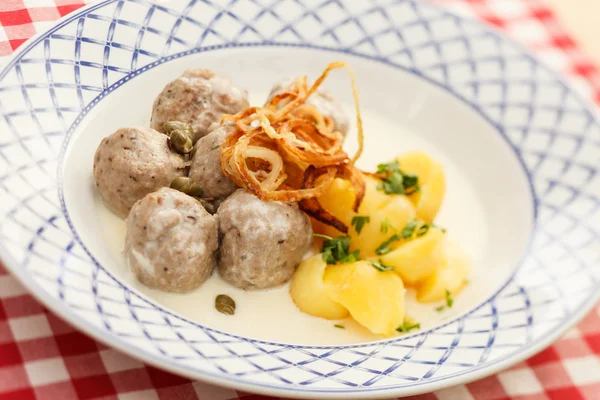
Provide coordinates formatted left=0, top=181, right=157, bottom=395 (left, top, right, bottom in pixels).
left=92, top=62, right=472, bottom=338
left=93, top=127, right=186, bottom=218
left=217, top=189, right=312, bottom=290
left=124, top=187, right=218, bottom=293
left=323, top=260, right=405, bottom=337
left=266, top=76, right=350, bottom=136
left=379, top=225, right=445, bottom=285
left=396, top=151, right=446, bottom=223
left=312, top=176, right=417, bottom=257
left=215, top=294, right=236, bottom=315
left=417, top=239, right=471, bottom=303
left=188, top=124, right=238, bottom=199
left=289, top=254, right=349, bottom=319
left=151, top=69, right=249, bottom=141
left=219, top=61, right=365, bottom=212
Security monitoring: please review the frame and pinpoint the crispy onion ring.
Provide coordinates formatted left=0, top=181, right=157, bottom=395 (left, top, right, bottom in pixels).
left=219, top=61, right=366, bottom=231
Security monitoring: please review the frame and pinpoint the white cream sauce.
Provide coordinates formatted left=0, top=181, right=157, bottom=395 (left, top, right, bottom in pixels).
left=98, top=93, right=489, bottom=345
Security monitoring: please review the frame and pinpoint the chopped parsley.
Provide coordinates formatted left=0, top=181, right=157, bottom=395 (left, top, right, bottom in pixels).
left=403, top=219, right=433, bottom=238
left=351, top=215, right=370, bottom=235
left=416, top=224, right=430, bottom=237
left=435, top=289, right=454, bottom=312
left=375, top=234, right=402, bottom=255
left=334, top=324, right=345, bottom=329
left=376, top=160, right=419, bottom=195
left=380, top=217, right=394, bottom=234
left=400, top=219, right=419, bottom=238
left=370, top=259, right=394, bottom=272
left=445, top=289, right=454, bottom=308
left=375, top=219, right=431, bottom=255
left=396, top=320, right=421, bottom=333
left=314, top=234, right=360, bottom=265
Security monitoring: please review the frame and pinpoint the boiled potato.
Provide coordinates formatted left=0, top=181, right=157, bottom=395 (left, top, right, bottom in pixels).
left=380, top=227, right=445, bottom=285
left=324, top=260, right=405, bottom=336
left=347, top=194, right=415, bottom=257
left=417, top=239, right=472, bottom=303
left=313, top=177, right=416, bottom=258
left=397, top=152, right=446, bottom=223
left=290, top=254, right=349, bottom=320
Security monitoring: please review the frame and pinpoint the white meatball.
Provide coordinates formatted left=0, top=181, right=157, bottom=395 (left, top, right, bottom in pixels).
left=151, top=69, right=249, bottom=141
left=217, top=190, right=313, bottom=290
left=188, top=125, right=238, bottom=199
left=93, top=127, right=186, bottom=218
left=125, top=188, right=218, bottom=293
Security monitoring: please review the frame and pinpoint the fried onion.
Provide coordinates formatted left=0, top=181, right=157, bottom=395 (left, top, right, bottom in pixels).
left=219, top=61, right=366, bottom=232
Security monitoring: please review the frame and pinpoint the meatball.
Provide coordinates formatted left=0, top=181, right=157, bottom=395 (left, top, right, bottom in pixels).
left=267, top=76, right=350, bottom=136
left=188, top=125, right=238, bottom=199
left=125, top=188, right=218, bottom=292
left=217, top=189, right=313, bottom=290
left=93, top=127, right=186, bottom=218
left=151, top=69, right=249, bottom=141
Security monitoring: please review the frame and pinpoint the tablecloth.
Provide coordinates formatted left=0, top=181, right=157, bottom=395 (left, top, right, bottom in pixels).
left=1, top=0, right=599, bottom=399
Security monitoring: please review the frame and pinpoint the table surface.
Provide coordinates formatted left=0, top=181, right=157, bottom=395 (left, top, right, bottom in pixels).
left=1, top=1, right=600, bottom=399
left=549, top=0, right=600, bottom=65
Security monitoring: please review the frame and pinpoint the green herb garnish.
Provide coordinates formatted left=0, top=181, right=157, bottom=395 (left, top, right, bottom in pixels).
left=314, top=234, right=360, bottom=265
left=396, top=321, right=421, bottom=333
left=370, top=259, right=394, bottom=272
left=351, top=215, right=370, bottom=235
left=380, top=217, right=394, bottom=234
left=400, top=219, right=419, bottom=238
left=334, top=324, right=345, bottom=329
left=376, top=160, right=419, bottom=195
left=416, top=224, right=430, bottom=237
left=445, top=289, right=454, bottom=308
left=435, top=289, right=454, bottom=312
left=376, top=219, right=431, bottom=254
left=375, top=234, right=402, bottom=255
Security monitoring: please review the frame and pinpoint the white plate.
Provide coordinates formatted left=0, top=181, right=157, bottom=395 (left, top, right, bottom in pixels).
left=0, top=0, right=598, bottom=398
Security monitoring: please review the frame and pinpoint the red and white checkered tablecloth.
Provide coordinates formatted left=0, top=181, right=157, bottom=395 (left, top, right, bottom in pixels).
left=1, top=0, right=599, bottom=399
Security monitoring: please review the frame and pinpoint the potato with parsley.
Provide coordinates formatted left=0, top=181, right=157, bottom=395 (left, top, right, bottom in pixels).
left=395, top=151, right=446, bottom=223
left=313, top=176, right=416, bottom=258
left=417, top=239, right=472, bottom=303
left=289, top=254, right=349, bottom=320
left=323, top=260, right=406, bottom=337
left=378, top=223, right=446, bottom=285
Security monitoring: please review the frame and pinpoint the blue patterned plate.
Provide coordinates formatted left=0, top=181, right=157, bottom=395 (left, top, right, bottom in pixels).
left=0, top=0, right=598, bottom=398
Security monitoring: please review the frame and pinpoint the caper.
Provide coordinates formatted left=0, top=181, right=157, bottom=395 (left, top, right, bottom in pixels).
left=197, top=198, right=217, bottom=214
left=215, top=294, right=235, bottom=315
left=170, top=177, right=204, bottom=197
left=164, top=121, right=194, bottom=138
left=169, top=130, right=194, bottom=154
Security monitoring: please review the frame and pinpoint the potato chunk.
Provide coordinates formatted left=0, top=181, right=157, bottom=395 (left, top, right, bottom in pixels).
left=380, top=227, right=445, bottom=285
left=324, top=260, right=405, bottom=336
left=290, top=254, right=349, bottom=319
left=396, top=151, right=446, bottom=223
left=314, top=177, right=416, bottom=258
left=417, top=239, right=472, bottom=302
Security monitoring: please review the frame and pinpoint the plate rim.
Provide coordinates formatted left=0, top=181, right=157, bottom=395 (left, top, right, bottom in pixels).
left=0, top=0, right=598, bottom=398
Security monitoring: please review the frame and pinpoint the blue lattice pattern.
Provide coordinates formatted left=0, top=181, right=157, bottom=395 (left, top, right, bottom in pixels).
left=0, top=0, right=598, bottom=394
